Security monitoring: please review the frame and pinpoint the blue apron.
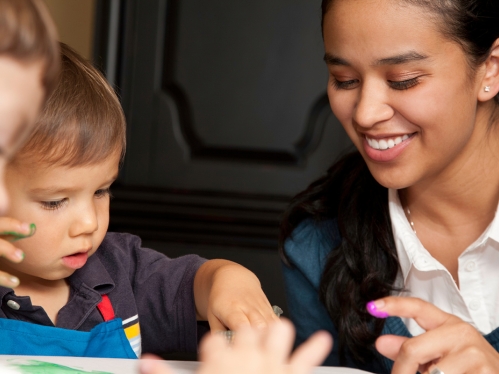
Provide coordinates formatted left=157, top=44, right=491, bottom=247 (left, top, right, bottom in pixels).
left=0, top=295, right=137, bottom=359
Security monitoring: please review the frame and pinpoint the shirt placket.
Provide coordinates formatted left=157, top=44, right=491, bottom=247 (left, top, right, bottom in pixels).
left=458, top=244, right=489, bottom=333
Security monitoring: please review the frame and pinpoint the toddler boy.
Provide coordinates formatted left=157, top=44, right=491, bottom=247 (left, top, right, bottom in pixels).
left=0, top=43, right=277, bottom=358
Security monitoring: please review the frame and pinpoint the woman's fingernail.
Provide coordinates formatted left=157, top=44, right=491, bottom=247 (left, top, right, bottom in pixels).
left=9, top=276, right=19, bottom=286
left=366, top=300, right=389, bottom=318
left=14, top=249, right=24, bottom=261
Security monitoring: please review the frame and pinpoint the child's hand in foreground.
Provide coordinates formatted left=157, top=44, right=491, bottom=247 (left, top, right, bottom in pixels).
left=193, top=260, right=278, bottom=331
left=139, top=319, right=332, bottom=374
left=0, top=217, right=33, bottom=287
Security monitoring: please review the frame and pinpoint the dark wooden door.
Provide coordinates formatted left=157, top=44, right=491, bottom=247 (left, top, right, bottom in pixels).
left=95, top=0, right=352, bottom=317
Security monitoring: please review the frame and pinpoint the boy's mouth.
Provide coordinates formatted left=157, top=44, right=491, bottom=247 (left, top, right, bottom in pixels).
left=62, top=252, right=88, bottom=269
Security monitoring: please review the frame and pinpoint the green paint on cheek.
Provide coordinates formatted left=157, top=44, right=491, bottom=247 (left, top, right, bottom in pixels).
left=8, top=360, right=112, bottom=374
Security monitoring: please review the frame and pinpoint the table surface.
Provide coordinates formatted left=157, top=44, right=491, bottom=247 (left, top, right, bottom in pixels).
left=0, top=355, right=373, bottom=374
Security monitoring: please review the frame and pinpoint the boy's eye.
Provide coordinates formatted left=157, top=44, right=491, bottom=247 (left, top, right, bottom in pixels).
left=40, top=199, right=67, bottom=211
left=388, top=77, right=420, bottom=90
left=95, top=188, right=112, bottom=198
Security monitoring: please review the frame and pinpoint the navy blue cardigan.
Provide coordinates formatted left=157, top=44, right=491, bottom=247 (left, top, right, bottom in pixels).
left=282, top=218, right=499, bottom=373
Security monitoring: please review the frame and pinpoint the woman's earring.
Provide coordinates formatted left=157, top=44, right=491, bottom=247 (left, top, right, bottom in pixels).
left=485, top=86, right=491, bottom=92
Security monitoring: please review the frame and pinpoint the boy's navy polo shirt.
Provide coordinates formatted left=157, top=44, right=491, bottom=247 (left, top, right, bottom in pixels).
left=0, top=232, right=207, bottom=357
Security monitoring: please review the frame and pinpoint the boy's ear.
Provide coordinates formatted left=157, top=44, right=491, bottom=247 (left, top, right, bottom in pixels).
left=478, top=38, right=499, bottom=102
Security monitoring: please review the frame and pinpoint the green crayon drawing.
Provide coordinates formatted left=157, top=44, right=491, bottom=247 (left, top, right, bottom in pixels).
left=7, top=360, right=112, bottom=374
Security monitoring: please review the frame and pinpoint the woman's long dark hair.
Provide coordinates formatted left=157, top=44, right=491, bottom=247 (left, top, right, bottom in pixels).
left=279, top=0, right=499, bottom=363
left=280, top=151, right=399, bottom=363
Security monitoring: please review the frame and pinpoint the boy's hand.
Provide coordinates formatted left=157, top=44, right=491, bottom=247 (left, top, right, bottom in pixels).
left=0, top=217, right=33, bottom=287
left=194, top=260, right=278, bottom=331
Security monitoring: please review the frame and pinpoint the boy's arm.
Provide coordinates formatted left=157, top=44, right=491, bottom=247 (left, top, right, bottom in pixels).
left=193, top=259, right=279, bottom=331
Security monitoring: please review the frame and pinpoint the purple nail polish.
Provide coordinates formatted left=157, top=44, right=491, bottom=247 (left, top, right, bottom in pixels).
left=366, top=301, right=389, bottom=318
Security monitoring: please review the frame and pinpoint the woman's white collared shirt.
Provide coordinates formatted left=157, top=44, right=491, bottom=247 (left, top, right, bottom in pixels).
left=389, top=188, right=499, bottom=336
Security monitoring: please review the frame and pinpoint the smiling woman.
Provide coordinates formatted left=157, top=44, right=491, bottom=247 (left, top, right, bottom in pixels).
left=324, top=0, right=484, bottom=186
left=279, top=0, right=499, bottom=373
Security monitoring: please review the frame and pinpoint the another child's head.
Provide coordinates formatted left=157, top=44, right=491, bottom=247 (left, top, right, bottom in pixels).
left=3, top=43, right=126, bottom=284
left=0, top=0, right=59, bottom=212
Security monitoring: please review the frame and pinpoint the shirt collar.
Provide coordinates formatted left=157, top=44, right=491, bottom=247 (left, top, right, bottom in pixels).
left=69, top=251, right=115, bottom=294
left=389, top=189, right=499, bottom=283
left=389, top=188, right=444, bottom=282
left=0, top=287, right=14, bottom=306
left=389, top=188, right=413, bottom=282
left=0, top=251, right=115, bottom=305
left=486, top=204, right=499, bottom=245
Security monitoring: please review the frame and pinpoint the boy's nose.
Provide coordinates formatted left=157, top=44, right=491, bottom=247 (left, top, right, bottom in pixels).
left=70, top=203, right=99, bottom=236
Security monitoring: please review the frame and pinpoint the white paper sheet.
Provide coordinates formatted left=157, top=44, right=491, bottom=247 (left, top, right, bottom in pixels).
left=0, top=355, right=374, bottom=374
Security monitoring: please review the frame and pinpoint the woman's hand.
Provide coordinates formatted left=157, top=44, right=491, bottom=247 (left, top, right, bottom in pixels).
left=139, top=319, right=332, bottom=374
left=370, top=296, right=499, bottom=374
left=194, top=260, right=279, bottom=331
left=0, top=218, right=33, bottom=287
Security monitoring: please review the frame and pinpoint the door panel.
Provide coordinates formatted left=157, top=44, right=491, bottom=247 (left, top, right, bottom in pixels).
left=102, top=0, right=352, bottom=317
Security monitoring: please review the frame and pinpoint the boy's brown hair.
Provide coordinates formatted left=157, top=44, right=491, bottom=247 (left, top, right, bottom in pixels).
left=13, top=43, right=126, bottom=167
left=0, top=0, right=60, bottom=95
